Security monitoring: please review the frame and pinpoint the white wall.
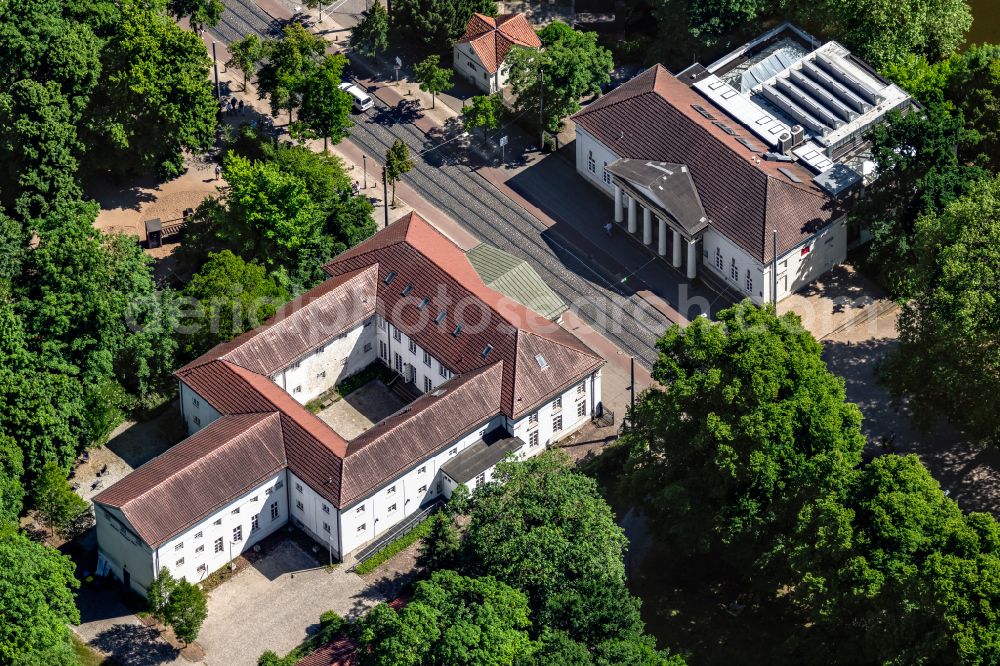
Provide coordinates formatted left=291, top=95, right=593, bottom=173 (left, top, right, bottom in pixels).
left=338, top=413, right=506, bottom=555
left=453, top=42, right=494, bottom=93
left=510, top=372, right=598, bottom=453
left=379, top=318, right=452, bottom=394
left=702, top=229, right=766, bottom=304
left=272, top=318, right=377, bottom=404
left=287, top=469, right=342, bottom=560
left=154, top=472, right=288, bottom=586
left=179, top=382, right=220, bottom=435
left=761, top=216, right=848, bottom=303
left=95, top=505, right=156, bottom=596
left=575, top=127, right=620, bottom=197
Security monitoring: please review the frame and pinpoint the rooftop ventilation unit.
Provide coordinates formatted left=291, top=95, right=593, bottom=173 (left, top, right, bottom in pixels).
left=778, top=132, right=792, bottom=154
left=813, top=53, right=883, bottom=106
left=791, top=125, right=805, bottom=146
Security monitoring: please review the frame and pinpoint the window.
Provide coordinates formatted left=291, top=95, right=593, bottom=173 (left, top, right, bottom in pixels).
left=194, top=531, right=203, bottom=539
left=475, top=473, right=485, bottom=488
left=356, top=505, right=365, bottom=513
left=588, top=150, right=596, bottom=173
left=192, top=397, right=200, bottom=408
left=323, top=522, right=331, bottom=533
left=317, top=345, right=326, bottom=354
left=576, top=383, right=586, bottom=396
left=481, top=344, right=493, bottom=359
left=435, top=310, right=447, bottom=325
left=193, top=416, right=201, bottom=426
left=175, top=542, right=184, bottom=551
left=176, top=558, right=184, bottom=567
left=296, top=500, right=304, bottom=511
left=384, top=272, right=396, bottom=285
left=357, top=524, right=366, bottom=532
left=528, top=412, right=538, bottom=427
left=322, top=504, right=330, bottom=514
left=214, top=537, right=224, bottom=553
left=251, top=496, right=258, bottom=503
left=529, top=430, right=539, bottom=447
left=730, top=258, right=738, bottom=281
left=265, top=488, right=272, bottom=496
left=388, top=503, right=397, bottom=512
left=401, top=284, right=413, bottom=296
left=715, top=248, right=723, bottom=270
left=418, top=485, right=427, bottom=493
left=251, top=515, right=259, bottom=532
left=418, top=465, right=427, bottom=474
left=394, top=353, right=402, bottom=373
left=577, top=401, right=587, bottom=418
left=603, top=162, right=613, bottom=185
left=418, top=297, right=430, bottom=310
left=213, top=518, right=222, bottom=526
left=195, top=544, right=204, bottom=554
left=408, top=339, right=417, bottom=354
left=233, top=526, right=242, bottom=542
left=393, top=328, right=401, bottom=342
left=197, top=563, right=207, bottom=574
left=271, top=502, right=279, bottom=520
left=316, top=371, right=326, bottom=380
left=553, top=414, right=563, bottom=433
left=423, top=350, right=431, bottom=367
left=449, top=447, right=458, bottom=457
left=478, top=428, right=487, bottom=437
left=745, top=270, right=753, bottom=292
left=439, top=362, right=449, bottom=379
left=231, top=507, right=240, bottom=515
left=291, top=361, right=301, bottom=369
left=295, top=483, right=303, bottom=493
left=380, top=341, right=387, bottom=360
left=364, top=342, right=372, bottom=353
left=387, top=485, right=396, bottom=495
left=552, top=397, right=562, bottom=412
left=424, top=377, right=433, bottom=393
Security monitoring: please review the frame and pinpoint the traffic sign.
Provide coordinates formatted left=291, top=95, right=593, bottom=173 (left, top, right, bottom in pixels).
left=499, top=135, right=508, bottom=147
left=395, top=56, right=402, bottom=69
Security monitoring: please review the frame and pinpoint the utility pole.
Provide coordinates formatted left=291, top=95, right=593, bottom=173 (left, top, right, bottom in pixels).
left=629, top=356, right=635, bottom=413
left=363, top=154, right=368, bottom=189
left=382, top=166, right=389, bottom=228
left=212, top=41, right=221, bottom=100
left=538, top=64, right=545, bottom=151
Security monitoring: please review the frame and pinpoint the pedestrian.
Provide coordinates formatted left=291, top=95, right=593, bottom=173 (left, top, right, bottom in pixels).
left=604, top=222, right=613, bottom=237
left=214, top=164, right=221, bottom=180
left=238, top=99, right=245, bottom=114
left=229, top=99, right=236, bottom=116
left=352, top=180, right=360, bottom=196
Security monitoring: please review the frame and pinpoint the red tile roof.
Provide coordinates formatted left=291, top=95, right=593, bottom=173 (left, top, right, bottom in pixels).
left=572, top=65, right=840, bottom=261
left=93, top=413, right=286, bottom=547
left=457, top=13, right=541, bottom=73
left=296, top=636, right=356, bottom=666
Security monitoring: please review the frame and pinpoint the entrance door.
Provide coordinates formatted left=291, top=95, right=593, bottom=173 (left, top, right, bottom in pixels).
left=394, top=353, right=402, bottom=373
left=407, top=364, right=416, bottom=384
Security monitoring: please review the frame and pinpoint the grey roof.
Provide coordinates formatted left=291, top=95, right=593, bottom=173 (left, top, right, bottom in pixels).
left=465, top=244, right=568, bottom=321
left=813, top=163, right=862, bottom=197
left=440, top=430, right=524, bottom=484
left=606, top=159, right=710, bottom=236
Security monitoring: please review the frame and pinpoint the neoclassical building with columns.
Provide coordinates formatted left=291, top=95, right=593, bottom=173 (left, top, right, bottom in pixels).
left=573, top=23, right=912, bottom=303
left=92, top=213, right=604, bottom=597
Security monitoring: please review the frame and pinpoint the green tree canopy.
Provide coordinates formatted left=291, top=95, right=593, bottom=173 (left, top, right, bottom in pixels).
left=463, top=94, right=503, bottom=144
left=880, top=176, right=1000, bottom=444
left=166, top=579, right=208, bottom=645
left=686, top=0, right=765, bottom=44
left=617, top=300, right=865, bottom=572
left=349, top=4, right=389, bottom=61
left=356, top=570, right=535, bottom=666
left=257, top=24, right=328, bottom=123
left=167, top=0, right=225, bottom=28
left=0, top=433, right=24, bottom=526
left=384, top=139, right=413, bottom=206
left=393, top=0, right=496, bottom=52
left=227, top=34, right=264, bottom=91
left=414, top=55, right=453, bottom=109
left=507, top=22, right=612, bottom=144
left=945, top=43, right=1000, bottom=170
left=0, top=529, right=80, bottom=665
left=788, top=455, right=1000, bottom=664
left=180, top=250, right=290, bottom=358
left=33, top=462, right=89, bottom=538
left=292, top=54, right=354, bottom=151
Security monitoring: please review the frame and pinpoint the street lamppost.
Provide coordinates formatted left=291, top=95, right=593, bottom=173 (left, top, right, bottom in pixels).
left=212, top=41, right=221, bottom=100
left=382, top=166, right=389, bottom=228
left=363, top=154, right=368, bottom=189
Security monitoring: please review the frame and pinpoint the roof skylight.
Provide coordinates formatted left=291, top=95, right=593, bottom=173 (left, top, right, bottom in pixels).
left=435, top=310, right=446, bottom=324
left=535, top=354, right=548, bottom=369
left=401, top=284, right=413, bottom=296
left=384, top=271, right=396, bottom=284
left=481, top=344, right=493, bottom=359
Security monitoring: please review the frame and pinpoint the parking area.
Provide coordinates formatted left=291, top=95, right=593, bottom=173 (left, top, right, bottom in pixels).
left=197, top=537, right=403, bottom=665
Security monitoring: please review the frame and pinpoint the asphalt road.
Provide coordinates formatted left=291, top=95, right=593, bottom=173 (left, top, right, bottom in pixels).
left=210, top=0, right=670, bottom=367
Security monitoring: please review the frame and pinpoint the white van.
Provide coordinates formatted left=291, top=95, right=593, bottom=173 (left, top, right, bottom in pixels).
left=339, top=82, right=373, bottom=112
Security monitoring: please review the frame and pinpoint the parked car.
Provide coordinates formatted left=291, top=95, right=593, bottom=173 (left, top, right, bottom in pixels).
left=339, top=82, right=374, bottom=112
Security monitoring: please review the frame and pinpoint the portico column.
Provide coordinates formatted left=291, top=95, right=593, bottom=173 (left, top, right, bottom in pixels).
left=657, top=217, right=667, bottom=256
left=671, top=229, right=682, bottom=268
left=686, top=239, right=697, bottom=280
left=627, top=196, right=637, bottom=234
left=613, top=185, right=623, bottom=223
left=642, top=208, right=652, bottom=245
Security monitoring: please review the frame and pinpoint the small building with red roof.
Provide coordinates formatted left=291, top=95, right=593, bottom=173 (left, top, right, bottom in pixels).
left=454, top=12, right=541, bottom=94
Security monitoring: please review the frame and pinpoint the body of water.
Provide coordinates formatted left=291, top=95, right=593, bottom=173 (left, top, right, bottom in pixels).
left=967, top=0, right=1000, bottom=47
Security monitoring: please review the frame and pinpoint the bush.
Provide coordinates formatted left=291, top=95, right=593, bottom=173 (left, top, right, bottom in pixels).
left=354, top=515, right=436, bottom=575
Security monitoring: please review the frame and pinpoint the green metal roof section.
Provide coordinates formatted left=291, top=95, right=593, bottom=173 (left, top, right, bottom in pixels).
left=466, top=244, right=568, bottom=321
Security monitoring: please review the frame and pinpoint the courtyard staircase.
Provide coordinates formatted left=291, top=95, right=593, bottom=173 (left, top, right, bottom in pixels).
left=387, top=376, right=422, bottom=405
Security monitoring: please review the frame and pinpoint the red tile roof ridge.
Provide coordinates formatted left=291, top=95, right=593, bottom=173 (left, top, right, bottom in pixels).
left=221, top=361, right=350, bottom=458
left=518, top=326, right=603, bottom=363
left=175, top=266, right=377, bottom=376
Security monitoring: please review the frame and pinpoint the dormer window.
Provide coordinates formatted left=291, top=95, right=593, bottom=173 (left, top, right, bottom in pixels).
left=384, top=271, right=396, bottom=285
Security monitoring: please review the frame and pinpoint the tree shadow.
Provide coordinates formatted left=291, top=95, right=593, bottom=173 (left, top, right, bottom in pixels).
left=91, top=624, right=179, bottom=665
